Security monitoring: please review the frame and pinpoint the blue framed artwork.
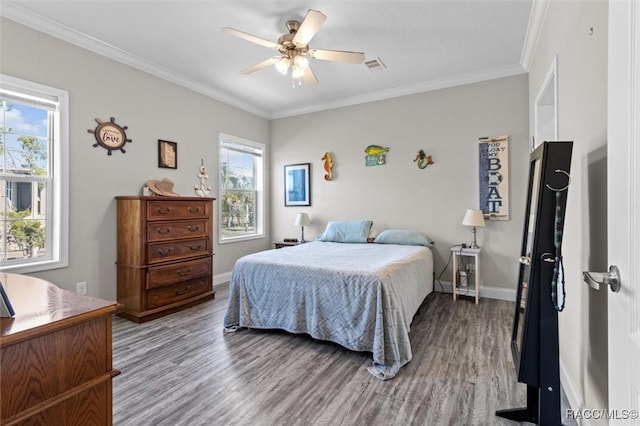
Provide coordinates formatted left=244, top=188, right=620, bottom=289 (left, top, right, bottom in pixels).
left=284, top=163, right=311, bottom=206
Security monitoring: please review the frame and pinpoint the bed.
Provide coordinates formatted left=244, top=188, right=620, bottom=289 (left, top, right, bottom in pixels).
left=223, top=227, right=434, bottom=380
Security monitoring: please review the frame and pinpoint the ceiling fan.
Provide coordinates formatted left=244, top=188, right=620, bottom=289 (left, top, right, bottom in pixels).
left=222, top=9, right=365, bottom=86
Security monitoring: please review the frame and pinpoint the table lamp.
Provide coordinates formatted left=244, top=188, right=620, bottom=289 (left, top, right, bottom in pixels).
left=462, top=209, right=485, bottom=248
left=294, top=212, right=311, bottom=243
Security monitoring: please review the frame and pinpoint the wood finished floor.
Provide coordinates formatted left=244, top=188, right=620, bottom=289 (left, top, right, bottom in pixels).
left=112, top=287, right=568, bottom=425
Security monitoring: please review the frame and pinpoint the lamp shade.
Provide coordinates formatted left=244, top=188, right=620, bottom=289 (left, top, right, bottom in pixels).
left=294, top=212, right=310, bottom=227
left=462, top=209, right=485, bottom=227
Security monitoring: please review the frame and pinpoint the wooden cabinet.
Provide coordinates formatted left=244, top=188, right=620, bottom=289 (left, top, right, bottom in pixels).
left=116, top=196, right=215, bottom=322
left=0, top=272, right=119, bottom=426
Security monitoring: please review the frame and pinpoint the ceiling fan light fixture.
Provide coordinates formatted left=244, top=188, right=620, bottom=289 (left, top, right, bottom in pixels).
left=293, top=55, right=309, bottom=70
left=275, top=57, right=291, bottom=75
left=291, top=63, right=306, bottom=79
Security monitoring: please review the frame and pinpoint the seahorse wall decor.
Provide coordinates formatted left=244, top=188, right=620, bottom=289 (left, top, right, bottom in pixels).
left=322, top=152, right=333, bottom=181
left=413, top=149, right=434, bottom=169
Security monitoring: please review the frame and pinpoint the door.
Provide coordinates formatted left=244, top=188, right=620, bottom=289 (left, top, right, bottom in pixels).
left=608, top=0, right=640, bottom=421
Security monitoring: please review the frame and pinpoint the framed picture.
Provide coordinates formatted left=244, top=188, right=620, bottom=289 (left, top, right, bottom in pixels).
left=158, top=140, right=177, bottom=169
left=284, top=163, right=311, bottom=206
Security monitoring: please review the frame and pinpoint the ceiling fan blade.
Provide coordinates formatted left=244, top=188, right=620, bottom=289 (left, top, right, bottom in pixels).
left=302, top=67, right=319, bottom=85
left=241, top=57, right=281, bottom=74
left=309, top=49, right=365, bottom=64
left=292, top=9, right=327, bottom=46
left=222, top=27, right=279, bottom=49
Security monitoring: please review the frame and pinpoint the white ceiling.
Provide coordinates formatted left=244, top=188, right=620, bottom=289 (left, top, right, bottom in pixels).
left=1, top=1, right=534, bottom=119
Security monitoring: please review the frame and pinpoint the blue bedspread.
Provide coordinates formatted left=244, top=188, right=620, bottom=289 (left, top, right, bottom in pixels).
left=223, top=241, right=433, bottom=379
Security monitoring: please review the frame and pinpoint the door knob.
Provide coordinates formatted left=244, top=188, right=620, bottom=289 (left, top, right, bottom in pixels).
left=582, top=265, right=621, bottom=292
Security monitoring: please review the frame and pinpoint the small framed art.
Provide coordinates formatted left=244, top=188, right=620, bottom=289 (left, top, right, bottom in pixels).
left=284, top=163, right=311, bottom=206
left=158, top=140, right=177, bottom=169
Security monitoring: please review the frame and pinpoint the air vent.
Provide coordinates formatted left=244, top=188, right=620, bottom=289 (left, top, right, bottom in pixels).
left=364, top=58, right=387, bottom=71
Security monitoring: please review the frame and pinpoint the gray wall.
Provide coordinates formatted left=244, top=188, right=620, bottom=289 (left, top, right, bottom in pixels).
left=271, top=74, right=529, bottom=294
left=527, top=0, right=609, bottom=420
left=0, top=18, right=271, bottom=300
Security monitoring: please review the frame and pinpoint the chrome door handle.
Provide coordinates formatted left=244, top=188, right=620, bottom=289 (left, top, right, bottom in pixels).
left=583, top=265, right=621, bottom=292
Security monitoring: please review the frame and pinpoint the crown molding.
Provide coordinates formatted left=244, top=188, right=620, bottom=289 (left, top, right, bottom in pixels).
left=269, top=64, right=527, bottom=119
left=0, top=3, right=270, bottom=118
left=520, top=0, right=550, bottom=72
left=2, top=2, right=529, bottom=121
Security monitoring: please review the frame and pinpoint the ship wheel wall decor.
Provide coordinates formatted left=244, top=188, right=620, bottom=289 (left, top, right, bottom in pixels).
left=87, top=117, right=132, bottom=155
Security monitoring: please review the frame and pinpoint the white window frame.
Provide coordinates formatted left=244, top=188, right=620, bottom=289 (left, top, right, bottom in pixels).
left=218, top=133, right=265, bottom=244
left=0, top=74, right=69, bottom=273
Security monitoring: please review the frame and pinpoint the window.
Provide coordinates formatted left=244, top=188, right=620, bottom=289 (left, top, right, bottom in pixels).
left=219, top=133, right=264, bottom=243
left=0, top=75, right=68, bottom=272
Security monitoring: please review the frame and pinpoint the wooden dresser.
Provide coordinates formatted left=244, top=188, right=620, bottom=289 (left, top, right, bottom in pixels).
left=0, top=272, right=120, bottom=425
left=115, top=196, right=215, bottom=322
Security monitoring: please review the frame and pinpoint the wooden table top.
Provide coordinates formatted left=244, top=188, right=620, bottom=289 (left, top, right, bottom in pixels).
left=0, top=272, right=118, bottom=345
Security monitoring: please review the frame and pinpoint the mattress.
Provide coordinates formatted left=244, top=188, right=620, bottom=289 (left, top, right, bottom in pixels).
left=223, top=240, right=434, bottom=379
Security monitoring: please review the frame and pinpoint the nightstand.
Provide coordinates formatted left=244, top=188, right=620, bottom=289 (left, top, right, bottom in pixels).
left=451, top=245, right=481, bottom=304
left=274, top=241, right=298, bottom=249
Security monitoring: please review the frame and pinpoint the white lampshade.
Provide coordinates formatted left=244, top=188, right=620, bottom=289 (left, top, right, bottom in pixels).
left=294, top=212, right=310, bottom=227
left=462, top=209, right=486, bottom=227
left=275, top=57, right=291, bottom=75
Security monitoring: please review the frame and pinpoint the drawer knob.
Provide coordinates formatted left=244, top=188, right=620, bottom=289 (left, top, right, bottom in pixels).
left=187, top=225, right=201, bottom=232
left=175, top=288, right=188, bottom=295
left=188, top=206, right=201, bottom=214
left=176, top=268, right=192, bottom=276
left=158, top=247, right=174, bottom=255
left=157, top=207, right=172, bottom=214
left=190, top=245, right=202, bottom=251
left=156, top=227, right=171, bottom=234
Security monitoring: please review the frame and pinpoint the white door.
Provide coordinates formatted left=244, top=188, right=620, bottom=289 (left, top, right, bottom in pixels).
left=607, top=0, right=640, bottom=422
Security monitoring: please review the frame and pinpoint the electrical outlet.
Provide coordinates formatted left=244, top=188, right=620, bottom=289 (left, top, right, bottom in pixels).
left=76, top=281, right=87, bottom=295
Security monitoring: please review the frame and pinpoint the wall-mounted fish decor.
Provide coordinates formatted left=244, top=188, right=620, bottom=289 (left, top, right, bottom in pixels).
left=414, top=149, right=434, bottom=169
left=365, top=145, right=389, bottom=166
left=322, top=152, right=333, bottom=181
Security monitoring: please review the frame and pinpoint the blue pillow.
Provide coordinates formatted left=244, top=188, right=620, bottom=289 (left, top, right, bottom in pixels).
left=317, top=220, right=373, bottom=243
left=374, top=229, right=434, bottom=248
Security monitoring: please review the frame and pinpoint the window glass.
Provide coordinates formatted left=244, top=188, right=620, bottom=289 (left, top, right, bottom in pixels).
left=219, top=134, right=264, bottom=243
left=0, top=75, right=68, bottom=271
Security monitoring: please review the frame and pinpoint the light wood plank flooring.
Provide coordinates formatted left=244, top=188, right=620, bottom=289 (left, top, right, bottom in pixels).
left=112, top=287, right=570, bottom=425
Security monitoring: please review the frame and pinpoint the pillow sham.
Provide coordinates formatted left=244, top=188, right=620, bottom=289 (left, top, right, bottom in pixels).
left=373, top=229, right=434, bottom=248
left=316, top=220, right=373, bottom=243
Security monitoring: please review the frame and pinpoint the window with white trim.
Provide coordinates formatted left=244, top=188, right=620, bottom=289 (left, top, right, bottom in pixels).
left=219, top=133, right=264, bottom=243
left=0, top=75, right=68, bottom=272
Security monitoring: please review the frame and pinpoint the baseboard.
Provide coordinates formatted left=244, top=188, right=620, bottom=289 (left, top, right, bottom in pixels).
left=560, top=358, right=589, bottom=426
left=214, top=271, right=232, bottom=287
left=435, top=281, right=516, bottom=302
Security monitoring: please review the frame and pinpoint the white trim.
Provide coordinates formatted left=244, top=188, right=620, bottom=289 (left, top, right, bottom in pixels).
left=214, top=271, right=233, bottom=287
left=0, top=74, right=69, bottom=274
left=0, top=3, right=267, bottom=118
left=560, top=359, right=590, bottom=426
left=435, top=281, right=516, bottom=302
left=218, top=133, right=266, bottom=245
left=270, top=64, right=526, bottom=119
left=0, top=3, right=527, bottom=120
left=520, top=0, right=551, bottom=72
left=534, top=54, right=559, bottom=146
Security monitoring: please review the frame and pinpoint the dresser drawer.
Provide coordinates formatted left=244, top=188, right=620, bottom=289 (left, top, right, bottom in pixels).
left=146, top=277, right=211, bottom=309
left=147, top=220, right=209, bottom=242
left=147, top=257, right=212, bottom=289
left=147, top=200, right=209, bottom=221
left=147, top=238, right=210, bottom=264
